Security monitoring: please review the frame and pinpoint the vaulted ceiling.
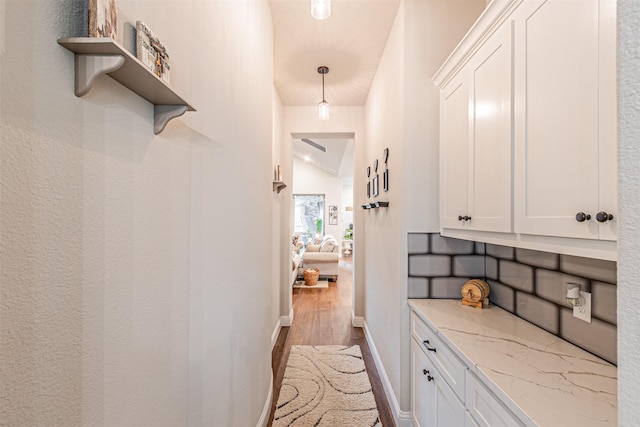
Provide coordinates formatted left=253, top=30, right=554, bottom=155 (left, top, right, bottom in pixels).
left=269, top=0, right=401, bottom=107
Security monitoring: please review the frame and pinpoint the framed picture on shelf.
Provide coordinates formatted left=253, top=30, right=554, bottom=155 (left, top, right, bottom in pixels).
left=135, top=20, right=171, bottom=84
left=373, top=174, right=379, bottom=197
left=88, top=0, right=117, bottom=39
left=329, top=205, right=338, bottom=225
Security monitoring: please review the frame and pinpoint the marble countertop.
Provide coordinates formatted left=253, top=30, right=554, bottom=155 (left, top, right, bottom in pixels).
left=408, top=299, right=617, bottom=427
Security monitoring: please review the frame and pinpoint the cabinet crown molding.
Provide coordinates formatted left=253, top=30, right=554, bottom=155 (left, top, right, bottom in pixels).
left=432, top=0, right=522, bottom=88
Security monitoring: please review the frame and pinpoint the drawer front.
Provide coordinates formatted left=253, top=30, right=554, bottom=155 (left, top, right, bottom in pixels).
left=466, top=372, right=525, bottom=427
left=411, top=313, right=466, bottom=402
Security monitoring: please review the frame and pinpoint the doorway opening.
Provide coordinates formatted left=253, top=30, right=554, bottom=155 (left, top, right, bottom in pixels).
left=289, top=133, right=355, bottom=303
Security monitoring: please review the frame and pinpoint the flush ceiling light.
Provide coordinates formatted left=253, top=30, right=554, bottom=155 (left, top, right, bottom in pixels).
left=311, top=0, right=331, bottom=20
left=318, top=66, right=330, bottom=121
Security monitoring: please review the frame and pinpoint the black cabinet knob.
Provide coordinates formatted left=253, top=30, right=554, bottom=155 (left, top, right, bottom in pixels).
left=458, top=215, right=464, bottom=221
left=575, top=212, right=591, bottom=222
left=427, top=374, right=434, bottom=382
left=596, top=211, right=614, bottom=222
left=463, top=215, right=471, bottom=221
left=422, top=369, right=430, bottom=376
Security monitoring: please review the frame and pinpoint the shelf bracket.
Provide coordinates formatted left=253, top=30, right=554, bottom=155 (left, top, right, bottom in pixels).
left=75, top=54, right=125, bottom=97
left=273, top=181, right=287, bottom=194
left=154, top=105, right=188, bottom=134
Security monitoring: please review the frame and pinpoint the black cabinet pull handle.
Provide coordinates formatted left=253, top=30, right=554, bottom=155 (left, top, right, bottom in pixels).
left=423, top=340, right=437, bottom=352
left=575, top=212, right=591, bottom=222
left=422, top=369, right=430, bottom=376
left=596, top=211, right=614, bottom=222
left=427, top=374, right=434, bottom=382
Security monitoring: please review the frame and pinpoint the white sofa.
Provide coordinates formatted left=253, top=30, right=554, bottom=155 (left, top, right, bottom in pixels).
left=292, top=252, right=302, bottom=285
left=300, top=235, right=339, bottom=281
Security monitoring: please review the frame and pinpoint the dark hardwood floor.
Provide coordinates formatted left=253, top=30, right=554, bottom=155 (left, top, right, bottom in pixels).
left=268, top=257, right=396, bottom=427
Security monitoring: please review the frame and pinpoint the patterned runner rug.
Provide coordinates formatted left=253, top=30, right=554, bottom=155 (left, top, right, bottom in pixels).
left=273, top=345, right=381, bottom=427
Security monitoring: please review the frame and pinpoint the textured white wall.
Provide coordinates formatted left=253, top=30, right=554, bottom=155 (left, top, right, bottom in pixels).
left=363, top=3, right=406, bottom=419
left=363, top=0, right=484, bottom=420
left=617, top=1, right=640, bottom=424
left=0, top=1, right=274, bottom=426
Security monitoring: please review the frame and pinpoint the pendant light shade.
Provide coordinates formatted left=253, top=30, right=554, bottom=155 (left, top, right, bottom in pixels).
left=317, top=66, right=330, bottom=121
left=318, top=100, right=330, bottom=120
left=311, top=0, right=331, bottom=20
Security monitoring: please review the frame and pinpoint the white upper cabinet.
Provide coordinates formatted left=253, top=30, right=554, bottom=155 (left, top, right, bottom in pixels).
left=433, top=0, right=617, bottom=260
left=468, top=24, right=513, bottom=233
left=513, top=0, right=617, bottom=241
left=440, top=73, right=470, bottom=229
left=440, top=24, right=513, bottom=233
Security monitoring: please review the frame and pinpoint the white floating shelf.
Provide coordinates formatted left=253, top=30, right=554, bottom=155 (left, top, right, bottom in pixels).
left=57, top=37, right=196, bottom=134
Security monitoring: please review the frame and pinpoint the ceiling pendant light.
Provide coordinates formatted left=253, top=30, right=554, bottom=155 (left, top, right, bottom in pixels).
left=311, top=0, right=331, bottom=20
left=318, top=66, right=330, bottom=120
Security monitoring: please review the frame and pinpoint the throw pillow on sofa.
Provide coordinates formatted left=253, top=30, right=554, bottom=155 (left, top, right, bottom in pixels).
left=320, top=236, right=338, bottom=252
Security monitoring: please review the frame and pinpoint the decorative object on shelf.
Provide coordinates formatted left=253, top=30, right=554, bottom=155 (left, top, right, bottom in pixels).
left=136, top=21, right=170, bottom=84
left=88, top=0, right=117, bottom=39
left=372, top=174, right=379, bottom=197
left=57, top=37, right=195, bottom=134
left=303, top=268, right=320, bottom=286
left=383, top=147, right=389, bottom=163
left=367, top=181, right=371, bottom=198
left=310, top=0, right=331, bottom=20
left=329, top=205, right=338, bottom=225
left=317, top=66, right=330, bottom=120
left=461, top=279, right=490, bottom=309
left=374, top=158, right=378, bottom=172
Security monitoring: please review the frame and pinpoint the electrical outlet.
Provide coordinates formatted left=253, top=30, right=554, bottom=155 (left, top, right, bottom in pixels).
left=573, top=291, right=592, bottom=323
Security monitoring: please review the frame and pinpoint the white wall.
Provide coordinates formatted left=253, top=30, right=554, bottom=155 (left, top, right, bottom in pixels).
left=272, top=88, right=285, bottom=340
left=617, top=1, right=640, bottom=424
left=0, top=1, right=275, bottom=426
left=363, top=0, right=484, bottom=422
left=293, top=157, right=343, bottom=241
left=342, top=180, right=354, bottom=236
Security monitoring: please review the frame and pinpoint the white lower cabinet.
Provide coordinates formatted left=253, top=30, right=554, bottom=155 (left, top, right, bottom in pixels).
left=411, top=338, right=465, bottom=427
left=465, top=371, right=524, bottom=427
left=411, top=312, right=524, bottom=427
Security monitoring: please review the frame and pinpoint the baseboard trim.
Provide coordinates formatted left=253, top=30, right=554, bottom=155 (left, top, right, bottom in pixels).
left=271, top=318, right=282, bottom=349
left=280, top=307, right=294, bottom=327
left=352, top=314, right=364, bottom=327
left=256, top=370, right=274, bottom=427
left=364, top=321, right=413, bottom=427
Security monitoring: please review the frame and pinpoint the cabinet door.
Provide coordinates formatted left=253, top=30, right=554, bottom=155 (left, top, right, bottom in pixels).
left=440, top=72, right=470, bottom=229
left=468, top=23, right=513, bottom=233
left=597, top=0, right=617, bottom=241
left=411, top=339, right=433, bottom=427
left=411, top=339, right=466, bottom=427
left=513, top=0, right=600, bottom=239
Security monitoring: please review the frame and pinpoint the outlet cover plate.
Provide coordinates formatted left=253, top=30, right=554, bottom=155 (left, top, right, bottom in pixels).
left=573, top=291, right=592, bottom=323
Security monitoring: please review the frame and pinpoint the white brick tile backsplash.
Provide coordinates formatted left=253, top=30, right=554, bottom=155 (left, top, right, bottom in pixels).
left=516, top=292, right=560, bottom=334
left=407, top=232, right=617, bottom=365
